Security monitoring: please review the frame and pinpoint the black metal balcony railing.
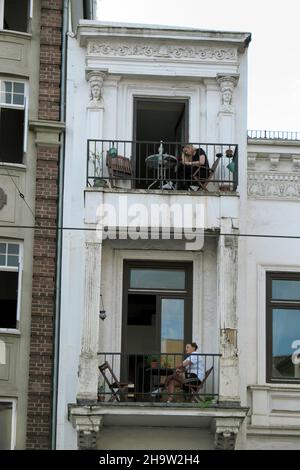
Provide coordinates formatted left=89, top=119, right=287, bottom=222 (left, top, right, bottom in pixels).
left=87, top=140, right=238, bottom=191
left=248, top=130, right=300, bottom=141
left=97, top=352, right=221, bottom=405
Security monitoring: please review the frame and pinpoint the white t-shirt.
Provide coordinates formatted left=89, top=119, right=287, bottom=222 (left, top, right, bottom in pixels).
left=186, top=351, right=205, bottom=381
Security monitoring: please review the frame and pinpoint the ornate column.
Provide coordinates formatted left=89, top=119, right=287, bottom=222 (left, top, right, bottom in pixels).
left=216, top=74, right=239, bottom=143
left=77, top=231, right=102, bottom=402
left=217, top=219, right=240, bottom=404
left=86, top=69, right=108, bottom=139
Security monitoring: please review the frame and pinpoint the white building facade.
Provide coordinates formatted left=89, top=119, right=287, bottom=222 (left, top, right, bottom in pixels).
left=57, top=21, right=300, bottom=450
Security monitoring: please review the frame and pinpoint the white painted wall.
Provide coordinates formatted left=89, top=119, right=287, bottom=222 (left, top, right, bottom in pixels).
left=58, top=22, right=251, bottom=449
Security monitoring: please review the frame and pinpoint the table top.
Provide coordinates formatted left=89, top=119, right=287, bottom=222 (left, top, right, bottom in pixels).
left=145, top=154, right=177, bottom=169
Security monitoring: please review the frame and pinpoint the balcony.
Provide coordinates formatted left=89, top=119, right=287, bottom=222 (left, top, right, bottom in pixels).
left=87, top=140, right=238, bottom=192
left=97, top=352, right=220, bottom=406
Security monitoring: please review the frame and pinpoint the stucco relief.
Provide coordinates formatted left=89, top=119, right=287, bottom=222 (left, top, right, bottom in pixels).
left=248, top=172, right=300, bottom=199
left=87, top=41, right=238, bottom=61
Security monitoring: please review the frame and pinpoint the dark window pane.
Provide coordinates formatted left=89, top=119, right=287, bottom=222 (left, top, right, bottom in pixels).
left=127, top=294, right=156, bottom=326
left=0, top=244, right=6, bottom=254
left=0, top=108, right=24, bottom=164
left=13, top=83, right=24, bottom=94
left=0, top=255, right=5, bottom=265
left=3, top=0, right=29, bottom=33
left=272, top=309, right=300, bottom=379
left=272, top=280, right=300, bottom=301
left=130, top=269, right=185, bottom=290
left=0, top=271, right=18, bottom=328
left=7, top=256, right=18, bottom=267
left=7, top=244, right=19, bottom=255
left=12, top=94, right=24, bottom=106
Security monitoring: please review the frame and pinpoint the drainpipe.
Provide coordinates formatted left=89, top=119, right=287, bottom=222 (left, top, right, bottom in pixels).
left=51, top=0, right=68, bottom=450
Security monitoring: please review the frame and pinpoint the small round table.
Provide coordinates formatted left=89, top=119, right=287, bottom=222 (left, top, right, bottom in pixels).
left=145, top=154, right=177, bottom=189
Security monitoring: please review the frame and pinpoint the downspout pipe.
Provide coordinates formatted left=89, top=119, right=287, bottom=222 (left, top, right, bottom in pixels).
left=51, top=0, right=68, bottom=450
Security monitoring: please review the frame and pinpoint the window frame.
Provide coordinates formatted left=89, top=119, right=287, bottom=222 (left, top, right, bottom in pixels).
left=0, top=240, right=23, bottom=333
left=0, top=78, right=29, bottom=163
left=266, top=271, right=300, bottom=384
left=0, top=0, right=33, bottom=33
left=0, top=398, right=17, bottom=450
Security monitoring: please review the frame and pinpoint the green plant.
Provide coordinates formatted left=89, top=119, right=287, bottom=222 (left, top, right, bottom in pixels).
left=147, top=355, right=159, bottom=367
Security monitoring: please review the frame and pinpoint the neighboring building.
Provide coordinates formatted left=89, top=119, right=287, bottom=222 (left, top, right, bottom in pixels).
left=0, top=0, right=95, bottom=450
left=60, top=21, right=251, bottom=450
left=243, top=130, right=300, bottom=449
left=0, top=0, right=45, bottom=450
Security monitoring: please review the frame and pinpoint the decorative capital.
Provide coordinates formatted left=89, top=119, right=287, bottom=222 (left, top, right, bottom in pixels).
left=292, top=154, right=300, bottom=171
left=70, top=412, right=103, bottom=449
left=269, top=153, right=280, bottom=170
left=214, top=417, right=242, bottom=450
left=0, top=187, right=7, bottom=210
left=247, top=153, right=257, bottom=170
left=86, top=69, right=108, bottom=106
left=217, top=74, right=239, bottom=112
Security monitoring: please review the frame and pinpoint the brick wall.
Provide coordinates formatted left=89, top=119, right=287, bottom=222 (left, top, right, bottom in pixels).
left=26, top=0, right=63, bottom=450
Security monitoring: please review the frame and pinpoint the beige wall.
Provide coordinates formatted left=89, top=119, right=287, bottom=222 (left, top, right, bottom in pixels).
left=0, top=1, right=41, bottom=449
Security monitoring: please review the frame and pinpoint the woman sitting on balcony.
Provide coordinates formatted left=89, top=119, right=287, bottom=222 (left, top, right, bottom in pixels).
left=176, top=144, right=209, bottom=190
left=164, top=342, right=205, bottom=403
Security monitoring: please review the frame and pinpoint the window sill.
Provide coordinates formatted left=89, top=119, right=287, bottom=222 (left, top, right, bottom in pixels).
left=0, top=29, right=32, bottom=40
left=0, top=329, right=21, bottom=336
left=0, top=162, right=26, bottom=172
left=249, top=383, right=300, bottom=391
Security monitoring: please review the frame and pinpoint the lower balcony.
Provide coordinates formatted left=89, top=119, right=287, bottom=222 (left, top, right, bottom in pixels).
left=96, top=352, right=220, bottom=406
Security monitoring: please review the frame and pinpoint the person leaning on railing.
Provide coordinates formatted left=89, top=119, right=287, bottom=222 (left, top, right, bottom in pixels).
left=176, top=145, right=209, bottom=190
left=164, top=342, right=205, bottom=403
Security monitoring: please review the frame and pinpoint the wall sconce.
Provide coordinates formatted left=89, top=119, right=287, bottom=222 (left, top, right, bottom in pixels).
left=99, top=294, right=106, bottom=321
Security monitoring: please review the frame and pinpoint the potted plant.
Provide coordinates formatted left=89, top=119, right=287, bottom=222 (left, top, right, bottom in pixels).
left=147, top=355, right=159, bottom=369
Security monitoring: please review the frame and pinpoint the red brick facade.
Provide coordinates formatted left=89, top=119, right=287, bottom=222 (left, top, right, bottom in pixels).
left=26, top=0, right=63, bottom=449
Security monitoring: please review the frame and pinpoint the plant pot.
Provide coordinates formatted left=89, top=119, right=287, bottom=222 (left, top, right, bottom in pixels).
left=94, top=178, right=107, bottom=188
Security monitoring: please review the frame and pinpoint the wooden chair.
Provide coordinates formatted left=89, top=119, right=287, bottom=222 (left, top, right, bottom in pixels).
left=184, top=366, right=214, bottom=403
left=192, top=153, right=223, bottom=190
left=106, top=154, right=132, bottom=188
left=99, top=361, right=133, bottom=402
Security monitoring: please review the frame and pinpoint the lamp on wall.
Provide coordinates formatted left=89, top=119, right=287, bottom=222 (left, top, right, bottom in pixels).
left=99, top=294, right=106, bottom=321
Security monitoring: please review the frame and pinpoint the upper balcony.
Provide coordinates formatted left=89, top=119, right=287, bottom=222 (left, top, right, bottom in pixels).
left=87, top=139, right=238, bottom=193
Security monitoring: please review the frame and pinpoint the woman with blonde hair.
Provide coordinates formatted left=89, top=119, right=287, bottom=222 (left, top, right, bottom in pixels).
left=177, top=144, right=209, bottom=190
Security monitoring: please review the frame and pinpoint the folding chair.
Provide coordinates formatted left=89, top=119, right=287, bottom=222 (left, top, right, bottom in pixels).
left=106, top=154, right=132, bottom=188
left=184, top=366, right=214, bottom=403
left=192, top=153, right=222, bottom=190
left=99, top=361, right=133, bottom=402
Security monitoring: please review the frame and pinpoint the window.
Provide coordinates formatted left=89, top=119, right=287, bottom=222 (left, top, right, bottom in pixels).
left=0, top=399, right=16, bottom=449
left=0, top=79, right=27, bottom=164
left=0, top=0, right=32, bottom=33
left=266, top=272, right=300, bottom=383
left=0, top=242, right=22, bottom=330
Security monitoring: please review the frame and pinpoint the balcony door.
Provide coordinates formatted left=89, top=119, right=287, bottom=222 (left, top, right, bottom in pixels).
left=133, top=98, right=189, bottom=188
left=122, top=261, right=192, bottom=358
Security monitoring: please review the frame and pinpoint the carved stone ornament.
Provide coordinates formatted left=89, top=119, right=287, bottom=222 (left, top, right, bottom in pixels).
left=217, top=75, right=239, bottom=112
left=70, top=413, right=103, bottom=449
left=248, top=172, right=300, bottom=200
left=0, top=187, right=7, bottom=210
left=86, top=70, right=107, bottom=106
left=269, top=154, right=280, bottom=170
left=214, top=418, right=241, bottom=450
left=87, top=41, right=238, bottom=62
